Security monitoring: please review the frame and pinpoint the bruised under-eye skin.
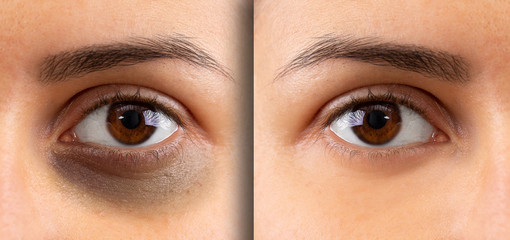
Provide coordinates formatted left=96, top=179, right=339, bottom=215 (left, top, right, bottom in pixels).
left=46, top=84, right=213, bottom=209
left=49, top=139, right=212, bottom=208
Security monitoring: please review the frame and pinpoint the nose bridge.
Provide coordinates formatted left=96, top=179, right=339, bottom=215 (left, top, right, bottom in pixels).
left=466, top=155, right=510, bottom=238
left=0, top=78, right=32, bottom=236
left=0, top=154, right=31, bottom=236
left=463, top=84, right=510, bottom=238
left=475, top=74, right=510, bottom=167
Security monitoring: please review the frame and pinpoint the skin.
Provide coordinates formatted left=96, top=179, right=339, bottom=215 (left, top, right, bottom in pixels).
left=0, top=0, right=247, bottom=239
left=255, top=0, right=510, bottom=239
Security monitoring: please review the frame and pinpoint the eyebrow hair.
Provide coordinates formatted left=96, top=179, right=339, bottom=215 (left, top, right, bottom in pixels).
left=40, top=35, right=232, bottom=83
left=276, top=34, right=469, bottom=83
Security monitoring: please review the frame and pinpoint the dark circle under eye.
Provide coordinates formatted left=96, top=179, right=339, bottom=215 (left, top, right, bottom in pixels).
left=351, top=102, right=401, bottom=145
left=107, top=102, right=156, bottom=145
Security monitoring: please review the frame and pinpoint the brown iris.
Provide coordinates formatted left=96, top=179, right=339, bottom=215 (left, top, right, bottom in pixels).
left=351, top=102, right=401, bottom=145
left=107, top=102, right=156, bottom=145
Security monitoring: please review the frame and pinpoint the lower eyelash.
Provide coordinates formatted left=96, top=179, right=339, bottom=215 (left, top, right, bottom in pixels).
left=321, top=133, right=427, bottom=170
left=324, top=136, right=415, bottom=159
left=51, top=140, right=185, bottom=177
left=53, top=125, right=204, bottom=178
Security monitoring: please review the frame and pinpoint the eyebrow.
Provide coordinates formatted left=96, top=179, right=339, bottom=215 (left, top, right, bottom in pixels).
left=40, top=35, right=232, bottom=83
left=276, top=34, right=469, bottom=83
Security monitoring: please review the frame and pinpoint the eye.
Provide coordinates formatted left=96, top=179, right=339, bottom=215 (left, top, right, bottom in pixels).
left=329, top=101, right=434, bottom=148
left=73, top=101, right=178, bottom=148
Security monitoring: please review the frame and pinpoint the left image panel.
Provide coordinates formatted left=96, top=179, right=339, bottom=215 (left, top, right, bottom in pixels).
left=0, top=1, right=249, bottom=239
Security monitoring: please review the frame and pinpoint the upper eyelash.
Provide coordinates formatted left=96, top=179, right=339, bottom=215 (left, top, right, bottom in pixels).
left=321, top=90, right=425, bottom=129
left=79, top=89, right=185, bottom=127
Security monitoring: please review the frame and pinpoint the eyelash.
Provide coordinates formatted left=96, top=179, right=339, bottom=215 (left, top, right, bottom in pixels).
left=322, top=91, right=425, bottom=130
left=316, top=88, right=447, bottom=162
left=78, top=90, right=185, bottom=128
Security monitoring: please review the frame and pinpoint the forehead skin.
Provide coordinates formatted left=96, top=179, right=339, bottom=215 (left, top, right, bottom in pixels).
left=255, top=0, right=510, bottom=239
left=255, top=0, right=510, bottom=83
left=0, top=0, right=241, bottom=82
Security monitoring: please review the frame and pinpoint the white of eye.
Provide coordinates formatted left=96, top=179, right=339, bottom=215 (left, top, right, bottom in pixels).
left=330, top=105, right=433, bottom=148
left=74, top=105, right=178, bottom=148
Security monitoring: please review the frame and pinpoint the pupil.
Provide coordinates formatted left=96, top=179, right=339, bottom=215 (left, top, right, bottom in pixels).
left=120, top=110, right=141, bottom=129
left=367, top=110, right=387, bottom=129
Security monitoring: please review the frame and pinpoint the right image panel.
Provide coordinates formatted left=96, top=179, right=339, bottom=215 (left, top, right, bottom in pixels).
left=255, top=1, right=510, bottom=239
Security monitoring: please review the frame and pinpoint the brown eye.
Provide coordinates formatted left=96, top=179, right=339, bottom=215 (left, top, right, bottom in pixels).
left=74, top=101, right=177, bottom=147
left=71, top=88, right=179, bottom=148
left=351, top=102, right=401, bottom=145
left=330, top=98, right=435, bottom=148
left=106, top=102, right=157, bottom=145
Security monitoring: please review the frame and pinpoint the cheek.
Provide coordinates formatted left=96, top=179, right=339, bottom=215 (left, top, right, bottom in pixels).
left=260, top=140, right=479, bottom=237
left=255, top=152, right=353, bottom=238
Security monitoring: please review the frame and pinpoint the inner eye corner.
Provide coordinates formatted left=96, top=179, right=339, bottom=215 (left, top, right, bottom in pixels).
left=430, top=128, right=450, bottom=144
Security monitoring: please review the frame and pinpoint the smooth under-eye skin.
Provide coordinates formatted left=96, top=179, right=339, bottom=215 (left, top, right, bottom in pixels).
left=256, top=0, right=510, bottom=239
left=0, top=0, right=247, bottom=239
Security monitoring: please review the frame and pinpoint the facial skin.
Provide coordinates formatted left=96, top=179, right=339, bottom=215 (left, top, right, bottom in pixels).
left=255, top=1, right=510, bottom=239
left=0, top=1, right=247, bottom=239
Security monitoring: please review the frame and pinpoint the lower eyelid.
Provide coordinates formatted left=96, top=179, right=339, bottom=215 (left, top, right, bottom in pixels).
left=50, top=141, right=181, bottom=177
left=319, top=131, right=455, bottom=173
left=51, top=121, right=213, bottom=179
